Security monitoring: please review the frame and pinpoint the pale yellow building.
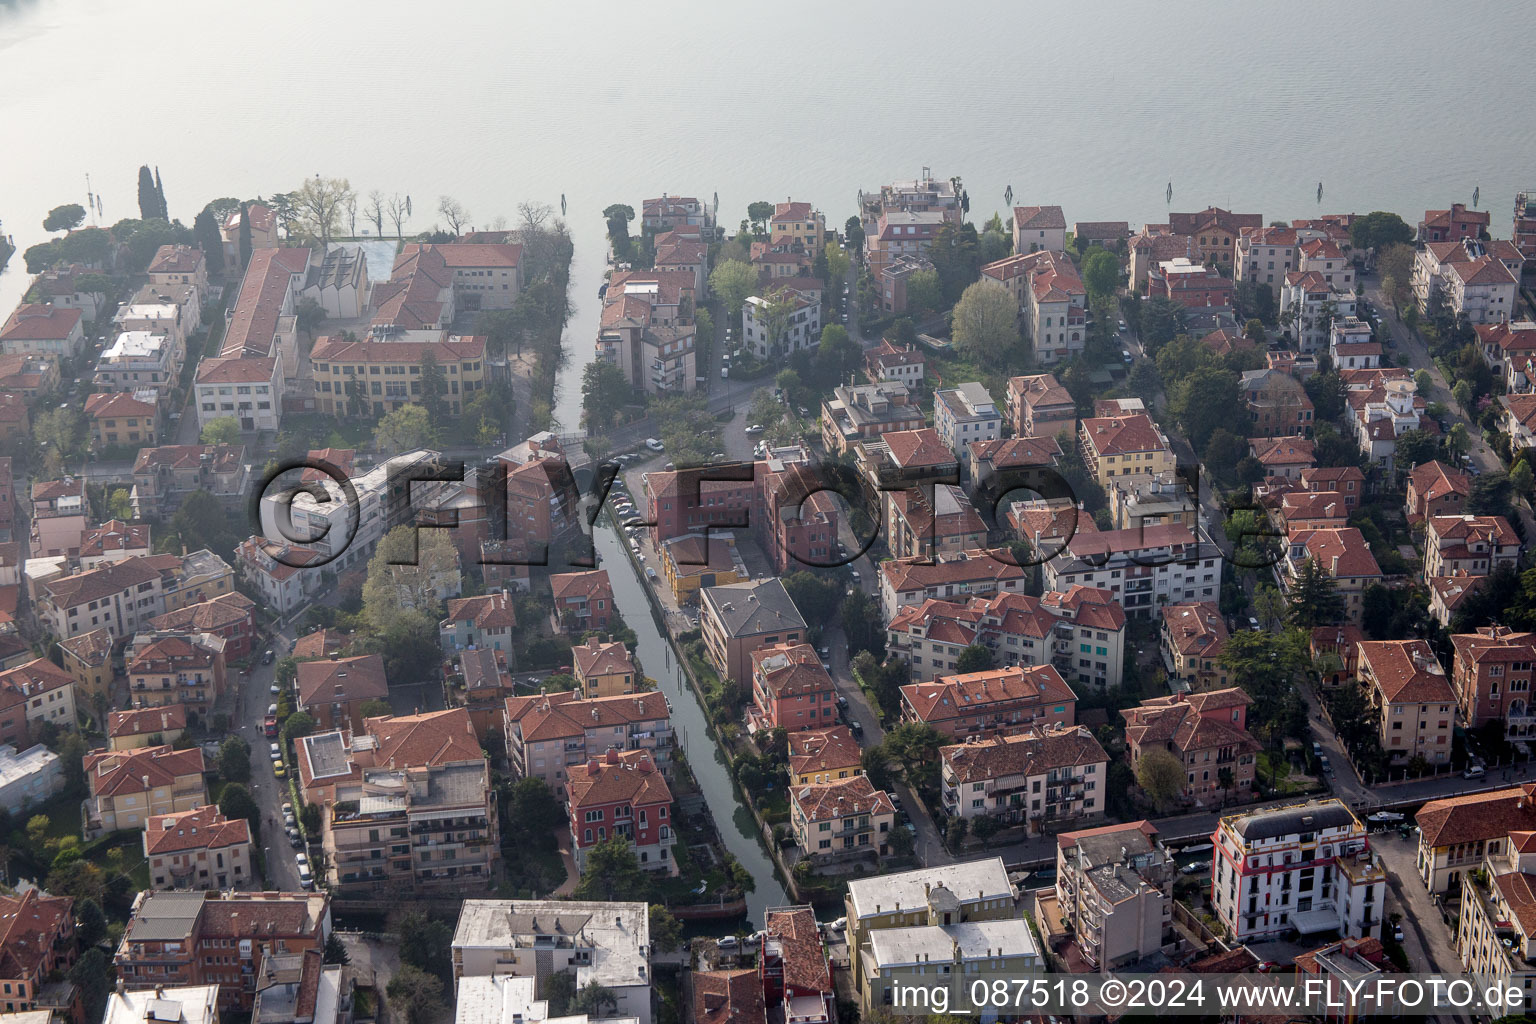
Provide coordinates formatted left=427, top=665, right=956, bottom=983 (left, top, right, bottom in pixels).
left=1079, top=414, right=1175, bottom=485
left=572, top=638, right=639, bottom=698
left=57, top=628, right=114, bottom=708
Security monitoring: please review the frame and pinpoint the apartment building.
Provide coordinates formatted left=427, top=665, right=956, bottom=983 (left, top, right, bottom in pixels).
left=38, top=555, right=166, bottom=642
left=1148, top=257, right=1234, bottom=309
left=933, top=382, right=1001, bottom=458
left=439, top=592, right=517, bottom=654
left=0, top=890, right=76, bottom=1015
left=1050, top=820, right=1172, bottom=969
left=939, top=723, right=1107, bottom=829
left=567, top=749, right=674, bottom=872
left=1160, top=601, right=1232, bottom=693
left=750, top=643, right=836, bottom=733
left=1450, top=626, right=1536, bottom=739
left=0, top=303, right=85, bottom=359
left=399, top=242, right=522, bottom=311
left=143, top=804, right=252, bottom=891
left=1169, top=207, right=1264, bottom=268
left=310, top=335, right=487, bottom=417
left=1108, top=471, right=1196, bottom=531
left=899, top=664, right=1077, bottom=741
left=1456, top=827, right=1536, bottom=1010
left=57, top=628, right=113, bottom=708
left=115, top=891, right=331, bottom=1011
left=572, top=639, right=637, bottom=699
left=132, top=443, right=249, bottom=517
left=453, top=900, right=652, bottom=1024
left=1235, top=225, right=1299, bottom=297
left=1416, top=784, right=1536, bottom=894
left=865, top=209, right=947, bottom=280
left=877, top=548, right=1027, bottom=621
left=819, top=381, right=924, bottom=455
left=1078, top=414, right=1174, bottom=484
left=1406, top=460, right=1471, bottom=522
left=699, top=579, right=808, bottom=687
left=1424, top=514, right=1521, bottom=578
left=788, top=726, right=863, bottom=787
left=1213, top=801, right=1386, bottom=943
left=1123, top=688, right=1261, bottom=802
left=1280, top=528, right=1383, bottom=625
left=770, top=200, right=825, bottom=256
left=886, top=586, right=1126, bottom=688
left=1241, top=367, right=1314, bottom=436
left=980, top=249, right=1085, bottom=364
left=863, top=338, right=925, bottom=386
left=1420, top=203, right=1490, bottom=243
left=1011, top=205, right=1066, bottom=252
left=126, top=630, right=227, bottom=714
left=1359, top=639, right=1456, bottom=767
left=1413, top=238, right=1520, bottom=325
left=502, top=689, right=672, bottom=795
left=791, top=776, right=895, bottom=865
left=85, top=390, right=160, bottom=449
left=296, top=655, right=389, bottom=733
left=1281, top=272, right=1357, bottom=354
left=1006, top=372, right=1076, bottom=440
left=108, top=705, right=188, bottom=751
left=1042, top=522, right=1224, bottom=619
left=83, top=744, right=207, bottom=836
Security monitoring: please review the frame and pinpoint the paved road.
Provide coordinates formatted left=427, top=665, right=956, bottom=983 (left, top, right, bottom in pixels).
left=233, top=624, right=305, bottom=892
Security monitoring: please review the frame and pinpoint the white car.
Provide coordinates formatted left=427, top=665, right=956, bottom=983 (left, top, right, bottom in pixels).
left=645, top=438, right=664, bottom=451
left=270, top=743, right=282, bottom=759
left=745, top=424, right=765, bottom=435
left=721, top=365, right=729, bottom=379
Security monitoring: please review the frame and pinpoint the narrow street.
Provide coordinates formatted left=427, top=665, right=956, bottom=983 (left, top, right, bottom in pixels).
left=233, top=622, right=304, bottom=892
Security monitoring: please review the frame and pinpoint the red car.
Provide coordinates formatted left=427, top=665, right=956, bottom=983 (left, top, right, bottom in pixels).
left=264, top=716, right=278, bottom=738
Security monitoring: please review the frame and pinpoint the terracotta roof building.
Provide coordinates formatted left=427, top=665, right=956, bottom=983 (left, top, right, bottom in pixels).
left=1357, top=640, right=1455, bottom=766
left=900, top=664, right=1077, bottom=740
left=503, top=690, right=672, bottom=796
left=143, top=804, right=252, bottom=891
left=567, top=748, right=673, bottom=872
left=295, top=654, right=388, bottom=732
left=107, top=705, right=189, bottom=751
left=1124, top=688, right=1262, bottom=803
left=1450, top=626, right=1536, bottom=738
left=940, top=723, right=1108, bottom=828
left=0, top=890, right=76, bottom=1015
left=790, top=775, right=895, bottom=863
left=572, top=638, right=638, bottom=699
left=84, top=744, right=206, bottom=836
left=1415, top=783, right=1536, bottom=893
left=787, top=726, right=862, bottom=788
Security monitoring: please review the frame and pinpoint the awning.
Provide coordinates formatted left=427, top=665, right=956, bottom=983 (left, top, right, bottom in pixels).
left=1290, top=908, right=1339, bottom=935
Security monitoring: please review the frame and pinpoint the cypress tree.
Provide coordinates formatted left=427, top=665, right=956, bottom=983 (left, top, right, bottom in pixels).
left=153, top=167, right=168, bottom=220
left=137, top=166, right=157, bottom=220
left=193, top=209, right=225, bottom=279
left=237, top=201, right=253, bottom=270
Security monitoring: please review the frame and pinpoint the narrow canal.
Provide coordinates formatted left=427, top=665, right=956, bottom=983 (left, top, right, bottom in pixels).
left=592, top=523, right=789, bottom=925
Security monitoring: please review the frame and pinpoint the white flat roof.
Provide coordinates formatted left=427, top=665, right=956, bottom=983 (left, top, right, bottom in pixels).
left=866, top=918, right=1038, bottom=967
left=845, top=856, right=1012, bottom=920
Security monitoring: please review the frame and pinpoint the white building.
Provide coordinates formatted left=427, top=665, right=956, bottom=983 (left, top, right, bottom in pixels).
left=0, top=743, right=63, bottom=815
left=1213, top=800, right=1386, bottom=943
left=455, top=975, right=637, bottom=1024
left=194, top=356, right=282, bottom=433
left=303, top=244, right=371, bottom=319
left=1350, top=378, right=1425, bottom=476
left=452, top=900, right=652, bottom=1024
left=1281, top=272, right=1357, bottom=354
left=103, top=986, right=220, bottom=1024
left=743, top=288, right=822, bottom=359
left=933, top=382, right=1001, bottom=458
left=1041, top=523, right=1224, bottom=619
left=96, top=331, right=180, bottom=396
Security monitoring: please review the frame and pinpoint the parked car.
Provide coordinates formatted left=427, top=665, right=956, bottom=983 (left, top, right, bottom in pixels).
left=1319, top=755, right=1332, bottom=774
left=836, top=695, right=848, bottom=709
left=1117, top=319, right=1128, bottom=332
left=297, top=865, right=313, bottom=890
left=270, top=682, right=281, bottom=695
left=721, top=365, right=729, bottom=379
left=1311, top=741, right=1323, bottom=758
left=645, top=438, right=665, bottom=451
left=262, top=649, right=275, bottom=665
left=287, top=828, right=303, bottom=849
left=1464, top=764, right=1487, bottom=779
left=270, top=743, right=282, bottom=759
left=744, top=424, right=765, bottom=435
left=848, top=719, right=863, bottom=737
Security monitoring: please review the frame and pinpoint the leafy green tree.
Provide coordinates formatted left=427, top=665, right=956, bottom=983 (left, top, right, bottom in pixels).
left=840, top=589, right=885, bottom=660
left=504, top=777, right=566, bottom=836
left=46, top=859, right=106, bottom=902
left=43, top=204, right=86, bottom=232
left=1349, top=211, right=1414, bottom=251
left=170, top=490, right=242, bottom=559
left=359, top=698, right=393, bottom=719
left=951, top=280, right=1017, bottom=365
left=647, top=905, right=682, bottom=954
left=816, top=324, right=861, bottom=379
left=1136, top=746, right=1185, bottom=810
left=709, top=259, right=758, bottom=321
left=782, top=572, right=843, bottom=625
left=579, top=358, right=632, bottom=435
left=1511, top=460, right=1535, bottom=499
left=75, top=897, right=106, bottom=949
left=36, top=405, right=89, bottom=458
left=1468, top=472, right=1515, bottom=517
left=824, top=237, right=851, bottom=287
left=574, top=837, right=652, bottom=901
left=573, top=982, right=619, bottom=1019
left=844, top=216, right=864, bottom=256
left=1170, top=366, right=1240, bottom=450
left=955, top=644, right=995, bottom=674
left=1138, top=297, right=1186, bottom=351
left=362, top=526, right=458, bottom=630
left=217, top=737, right=251, bottom=783
left=418, top=351, right=448, bottom=424
left=1415, top=369, right=1434, bottom=397
left=1253, top=583, right=1287, bottom=629
left=398, top=910, right=454, bottom=980
left=1203, top=429, right=1249, bottom=485
left=603, top=204, right=635, bottom=258
left=295, top=176, right=356, bottom=248
left=546, top=972, right=578, bottom=1016
left=373, top=403, right=440, bottom=455
left=386, top=964, right=445, bottom=1024
left=1305, top=371, right=1348, bottom=423
left=281, top=712, right=316, bottom=749
left=1394, top=430, right=1441, bottom=472
left=69, top=949, right=112, bottom=1023
left=1286, top=558, right=1346, bottom=628
left=1081, top=248, right=1120, bottom=301
left=1378, top=244, right=1416, bottom=312
left=200, top=417, right=241, bottom=446
left=905, top=269, right=942, bottom=314
left=747, top=201, right=774, bottom=234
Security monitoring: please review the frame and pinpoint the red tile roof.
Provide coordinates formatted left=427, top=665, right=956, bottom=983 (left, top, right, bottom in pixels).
left=792, top=774, right=893, bottom=820
left=295, top=654, right=388, bottom=708
left=84, top=744, right=205, bottom=798
left=108, top=705, right=189, bottom=740
left=143, top=804, right=250, bottom=855
left=1081, top=414, right=1165, bottom=458
left=1358, top=639, right=1456, bottom=704
left=0, top=303, right=82, bottom=341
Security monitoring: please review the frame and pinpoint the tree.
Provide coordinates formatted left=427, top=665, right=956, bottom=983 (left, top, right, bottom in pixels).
left=1170, top=366, right=1240, bottom=450
left=192, top=208, right=225, bottom=278
left=1138, top=297, right=1186, bottom=351
left=756, top=287, right=801, bottom=358
left=709, top=260, right=758, bottom=321
left=296, top=297, right=328, bottom=335
left=1136, top=747, right=1185, bottom=810
left=1394, top=429, right=1442, bottom=472
left=237, top=201, right=254, bottom=269
left=955, top=644, right=995, bottom=674
left=365, top=190, right=386, bottom=236
left=324, top=932, right=350, bottom=965
left=398, top=910, right=453, bottom=980
left=281, top=711, right=316, bottom=749
left=386, top=964, right=445, bottom=1024
left=363, top=526, right=458, bottom=630
left=69, top=949, right=112, bottom=1024
left=648, top=905, right=683, bottom=954
left=905, top=269, right=942, bottom=314
left=35, top=405, right=88, bottom=459
left=295, top=176, right=355, bottom=247
left=1253, top=583, right=1287, bottom=629
left=218, top=783, right=260, bottom=841
left=582, top=359, right=632, bottom=431
left=951, top=280, right=1017, bottom=365
left=374, top=404, right=440, bottom=455
left=844, top=215, right=864, bottom=256
left=1468, top=472, right=1515, bottom=517
left=169, top=490, right=242, bottom=560
left=1287, top=558, right=1346, bottom=628
left=1081, top=248, right=1120, bottom=301
left=1305, top=370, right=1348, bottom=423
left=747, top=201, right=774, bottom=234
left=782, top=572, right=843, bottom=625
left=47, top=859, right=106, bottom=902
left=43, top=204, right=86, bottom=233
left=217, top=736, right=251, bottom=783
left=1415, top=369, right=1434, bottom=397
left=546, top=972, right=579, bottom=1016
left=1350, top=211, right=1414, bottom=252
left=137, top=166, right=166, bottom=221
left=574, top=837, right=652, bottom=901
left=437, top=195, right=470, bottom=236
left=155, top=167, right=168, bottom=218
left=1378, top=244, right=1416, bottom=312
left=200, top=416, right=241, bottom=446
left=505, top=777, right=566, bottom=836
left=359, top=698, right=393, bottom=719
left=75, top=897, right=106, bottom=949
left=574, top=982, right=619, bottom=1019
left=840, top=589, right=885, bottom=661
left=385, top=193, right=410, bottom=239
left=1512, top=460, right=1535, bottom=499
left=418, top=351, right=448, bottom=424
left=816, top=323, right=861, bottom=379
left=1203, top=428, right=1249, bottom=484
